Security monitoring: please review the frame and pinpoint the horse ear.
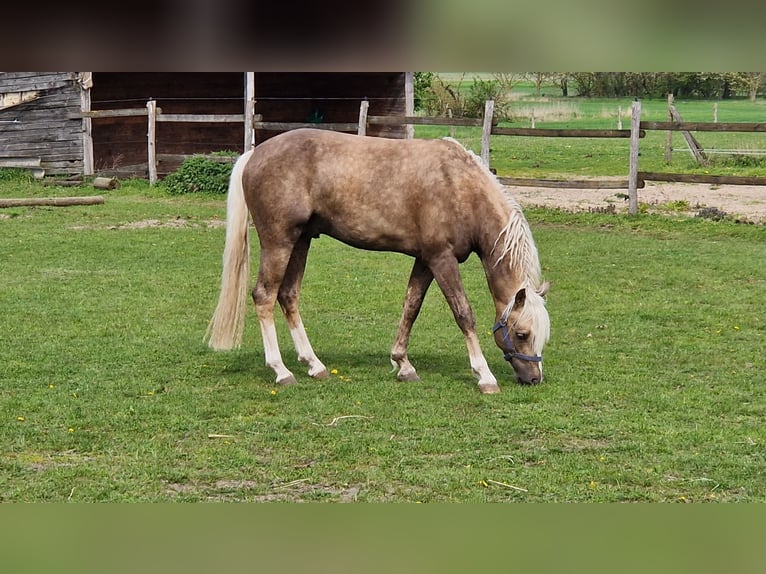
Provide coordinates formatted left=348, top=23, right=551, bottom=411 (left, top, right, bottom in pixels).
left=538, top=281, right=550, bottom=298
left=512, top=287, right=527, bottom=311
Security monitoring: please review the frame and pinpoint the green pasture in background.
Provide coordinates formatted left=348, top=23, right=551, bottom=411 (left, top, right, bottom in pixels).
left=1, top=176, right=763, bottom=502
left=417, top=77, right=766, bottom=179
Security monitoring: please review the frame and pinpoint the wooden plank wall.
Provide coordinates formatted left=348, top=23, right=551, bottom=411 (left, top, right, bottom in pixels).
left=90, top=72, right=244, bottom=177
left=254, top=72, right=406, bottom=144
left=0, top=72, right=84, bottom=176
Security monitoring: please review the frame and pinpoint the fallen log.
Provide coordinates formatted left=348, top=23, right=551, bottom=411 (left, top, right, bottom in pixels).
left=0, top=196, right=105, bottom=208
left=92, top=177, right=120, bottom=190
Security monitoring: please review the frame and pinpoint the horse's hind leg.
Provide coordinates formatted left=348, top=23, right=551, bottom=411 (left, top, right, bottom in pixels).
left=253, top=245, right=298, bottom=386
left=278, top=235, right=328, bottom=379
left=391, top=258, right=433, bottom=382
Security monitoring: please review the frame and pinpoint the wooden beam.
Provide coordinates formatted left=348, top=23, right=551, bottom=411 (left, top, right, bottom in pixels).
left=404, top=72, right=414, bottom=139
left=244, top=72, right=255, bottom=150
left=368, top=115, right=484, bottom=127
left=0, top=157, right=41, bottom=168
left=641, top=121, right=766, bottom=133
left=628, top=100, right=642, bottom=215
left=80, top=75, right=94, bottom=176
left=481, top=100, right=494, bottom=166
left=667, top=104, right=707, bottom=166
left=498, top=177, right=640, bottom=189
left=638, top=172, right=766, bottom=186
left=492, top=127, right=642, bottom=138
left=0, top=196, right=104, bottom=208
left=664, top=94, right=673, bottom=164
left=146, top=100, right=158, bottom=185
left=357, top=100, right=369, bottom=136
left=77, top=108, right=152, bottom=118
left=253, top=121, right=358, bottom=132
left=156, top=114, right=245, bottom=123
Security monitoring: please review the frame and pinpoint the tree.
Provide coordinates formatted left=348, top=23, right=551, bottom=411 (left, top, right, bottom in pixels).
left=730, top=72, right=764, bottom=102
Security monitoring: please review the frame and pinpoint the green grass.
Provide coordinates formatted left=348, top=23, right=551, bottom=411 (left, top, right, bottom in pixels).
left=1, top=176, right=764, bottom=502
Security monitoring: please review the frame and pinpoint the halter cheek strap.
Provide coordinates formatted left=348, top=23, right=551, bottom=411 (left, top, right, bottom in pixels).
left=492, top=320, right=543, bottom=363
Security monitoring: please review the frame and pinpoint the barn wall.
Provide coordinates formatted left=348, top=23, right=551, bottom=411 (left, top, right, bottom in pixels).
left=91, top=72, right=244, bottom=177
left=0, top=72, right=84, bottom=176
left=254, top=72, right=406, bottom=144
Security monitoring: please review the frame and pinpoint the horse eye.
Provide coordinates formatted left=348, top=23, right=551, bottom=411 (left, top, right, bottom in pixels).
left=516, top=332, right=528, bottom=340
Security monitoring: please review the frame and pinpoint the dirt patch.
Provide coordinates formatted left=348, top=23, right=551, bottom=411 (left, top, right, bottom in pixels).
left=108, top=217, right=226, bottom=230
left=510, top=181, right=766, bottom=223
left=70, top=217, right=226, bottom=231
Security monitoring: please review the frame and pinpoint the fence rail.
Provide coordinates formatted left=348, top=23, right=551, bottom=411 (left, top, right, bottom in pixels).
left=641, top=121, right=766, bottom=133
left=491, top=127, right=640, bottom=138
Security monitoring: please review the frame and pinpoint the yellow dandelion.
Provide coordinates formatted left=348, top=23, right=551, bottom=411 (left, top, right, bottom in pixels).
left=68, top=428, right=74, bottom=433
left=17, top=416, right=25, bottom=422
left=734, top=325, right=740, bottom=331
left=49, top=384, right=54, bottom=389
left=270, top=389, right=278, bottom=396
left=588, top=480, right=598, bottom=489
left=480, top=480, right=489, bottom=488
left=147, top=390, right=155, bottom=396
left=331, top=368, right=339, bottom=375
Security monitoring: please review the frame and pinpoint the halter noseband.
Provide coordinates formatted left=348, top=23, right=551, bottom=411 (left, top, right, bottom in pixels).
left=492, top=319, right=542, bottom=364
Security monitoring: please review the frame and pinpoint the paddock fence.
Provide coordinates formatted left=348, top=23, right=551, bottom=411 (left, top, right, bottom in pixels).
left=78, top=98, right=766, bottom=215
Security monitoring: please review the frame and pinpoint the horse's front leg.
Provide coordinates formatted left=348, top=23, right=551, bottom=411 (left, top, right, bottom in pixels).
left=278, top=235, right=328, bottom=379
left=428, top=253, right=501, bottom=394
left=391, top=258, right=433, bottom=382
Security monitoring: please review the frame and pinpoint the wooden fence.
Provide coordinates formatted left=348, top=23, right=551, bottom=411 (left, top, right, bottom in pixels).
left=80, top=96, right=766, bottom=214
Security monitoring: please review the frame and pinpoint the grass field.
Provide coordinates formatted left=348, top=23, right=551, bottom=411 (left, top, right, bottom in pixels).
left=418, top=76, right=766, bottom=179
left=1, top=176, right=764, bottom=502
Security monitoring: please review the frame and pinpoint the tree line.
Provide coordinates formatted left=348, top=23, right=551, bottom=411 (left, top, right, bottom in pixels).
left=415, top=72, right=765, bottom=118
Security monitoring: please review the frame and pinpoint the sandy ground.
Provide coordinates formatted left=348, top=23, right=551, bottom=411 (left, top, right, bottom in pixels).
left=509, top=180, right=766, bottom=223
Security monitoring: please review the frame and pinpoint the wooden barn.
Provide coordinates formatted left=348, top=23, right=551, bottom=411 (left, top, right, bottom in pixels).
left=0, top=72, right=412, bottom=180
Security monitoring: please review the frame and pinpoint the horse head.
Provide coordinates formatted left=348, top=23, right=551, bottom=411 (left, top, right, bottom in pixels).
left=492, top=281, right=550, bottom=385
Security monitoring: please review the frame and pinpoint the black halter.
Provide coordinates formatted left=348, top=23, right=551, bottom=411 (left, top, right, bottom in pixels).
left=492, top=320, right=543, bottom=364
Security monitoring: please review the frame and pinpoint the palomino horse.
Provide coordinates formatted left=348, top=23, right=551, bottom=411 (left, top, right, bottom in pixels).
left=205, top=128, right=550, bottom=394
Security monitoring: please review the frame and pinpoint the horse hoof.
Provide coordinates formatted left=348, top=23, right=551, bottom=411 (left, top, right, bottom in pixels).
left=311, top=369, right=330, bottom=380
left=397, top=372, right=420, bottom=382
left=478, top=383, right=501, bottom=394
left=277, top=374, right=299, bottom=386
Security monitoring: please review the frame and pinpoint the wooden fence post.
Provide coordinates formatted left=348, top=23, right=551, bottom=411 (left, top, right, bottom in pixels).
left=628, top=100, right=642, bottom=215
left=79, top=73, right=94, bottom=176
left=664, top=93, right=673, bottom=164
left=713, top=103, right=718, bottom=123
left=244, top=72, right=255, bottom=151
left=357, top=99, right=369, bottom=136
left=405, top=72, right=415, bottom=139
left=147, top=99, right=158, bottom=185
left=481, top=100, right=495, bottom=167
left=617, top=105, right=623, bottom=130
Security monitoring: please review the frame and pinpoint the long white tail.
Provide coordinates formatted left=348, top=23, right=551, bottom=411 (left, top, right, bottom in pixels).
left=204, top=149, right=255, bottom=350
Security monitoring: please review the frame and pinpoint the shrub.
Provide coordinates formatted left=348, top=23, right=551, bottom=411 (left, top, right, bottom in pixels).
left=696, top=206, right=729, bottom=221
left=0, top=168, right=33, bottom=183
left=464, top=77, right=509, bottom=119
left=162, top=154, right=237, bottom=195
left=413, top=72, right=435, bottom=112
